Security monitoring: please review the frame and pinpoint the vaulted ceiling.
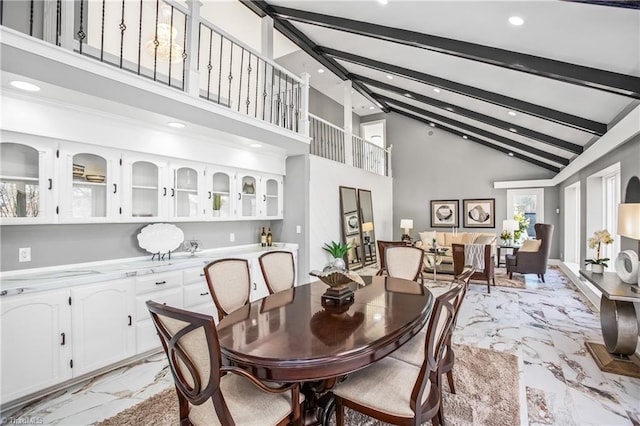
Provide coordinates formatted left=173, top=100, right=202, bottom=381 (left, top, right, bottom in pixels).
left=242, top=0, right=640, bottom=173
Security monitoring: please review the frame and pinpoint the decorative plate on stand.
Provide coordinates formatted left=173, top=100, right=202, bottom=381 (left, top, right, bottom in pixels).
left=137, top=223, right=185, bottom=255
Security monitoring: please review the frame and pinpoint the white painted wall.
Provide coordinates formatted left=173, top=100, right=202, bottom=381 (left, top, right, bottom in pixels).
left=308, top=156, right=393, bottom=272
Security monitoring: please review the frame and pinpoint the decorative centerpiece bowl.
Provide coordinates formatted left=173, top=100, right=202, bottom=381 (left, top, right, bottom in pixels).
left=310, top=267, right=364, bottom=301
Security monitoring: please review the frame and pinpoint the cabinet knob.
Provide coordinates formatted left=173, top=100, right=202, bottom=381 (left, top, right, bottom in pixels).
left=263, top=195, right=266, bottom=202
left=208, top=191, right=212, bottom=199
left=163, top=187, right=167, bottom=196
left=113, top=183, right=117, bottom=194
left=200, top=292, right=209, bottom=296
left=238, top=192, right=242, bottom=200
left=171, top=189, right=175, bottom=197
left=48, top=178, right=53, bottom=190
left=155, top=280, right=167, bottom=285
left=253, top=283, right=257, bottom=290
left=128, top=315, right=132, bottom=326
left=60, top=332, right=66, bottom=346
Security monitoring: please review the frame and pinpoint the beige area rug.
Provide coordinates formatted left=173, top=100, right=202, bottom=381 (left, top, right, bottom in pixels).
left=96, top=345, right=519, bottom=426
left=492, top=267, right=526, bottom=289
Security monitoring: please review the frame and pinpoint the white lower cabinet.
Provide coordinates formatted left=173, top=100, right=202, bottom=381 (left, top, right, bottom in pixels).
left=135, top=271, right=183, bottom=354
left=249, top=255, right=270, bottom=302
left=1, top=289, right=72, bottom=403
left=70, top=279, right=135, bottom=377
left=183, top=267, right=217, bottom=318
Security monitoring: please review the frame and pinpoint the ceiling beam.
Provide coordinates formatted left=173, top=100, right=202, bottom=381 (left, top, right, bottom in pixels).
left=353, top=74, right=584, bottom=155
left=321, top=47, right=607, bottom=135
left=271, top=5, right=640, bottom=99
left=240, top=1, right=390, bottom=112
left=392, top=108, right=560, bottom=173
left=380, top=95, right=570, bottom=166
left=561, top=1, right=640, bottom=10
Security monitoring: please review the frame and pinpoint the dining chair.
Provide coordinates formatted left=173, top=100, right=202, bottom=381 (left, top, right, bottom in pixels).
left=376, top=240, right=408, bottom=275
left=331, top=278, right=464, bottom=426
left=258, top=251, right=295, bottom=294
left=203, top=258, right=251, bottom=322
left=390, top=267, right=473, bottom=396
left=146, top=301, right=303, bottom=426
left=385, top=246, right=424, bottom=282
left=452, top=243, right=495, bottom=293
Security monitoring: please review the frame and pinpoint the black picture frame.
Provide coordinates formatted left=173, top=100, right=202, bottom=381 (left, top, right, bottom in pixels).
left=430, top=200, right=459, bottom=228
left=462, top=198, right=495, bottom=228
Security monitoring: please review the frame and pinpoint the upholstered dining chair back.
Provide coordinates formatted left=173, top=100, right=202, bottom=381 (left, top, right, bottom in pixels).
left=259, top=251, right=295, bottom=294
left=452, top=243, right=495, bottom=293
left=376, top=240, right=407, bottom=275
left=146, top=301, right=302, bottom=426
left=203, top=258, right=251, bottom=322
left=385, top=246, right=424, bottom=282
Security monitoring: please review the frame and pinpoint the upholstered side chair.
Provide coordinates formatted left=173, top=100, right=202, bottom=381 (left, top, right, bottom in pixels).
left=331, top=279, right=464, bottom=426
left=146, top=301, right=303, bottom=425
left=376, top=240, right=408, bottom=276
left=390, top=267, right=474, bottom=395
left=385, top=246, right=424, bottom=282
left=451, top=243, right=495, bottom=293
left=506, top=223, right=555, bottom=282
left=203, top=258, right=251, bottom=322
left=259, top=251, right=295, bottom=294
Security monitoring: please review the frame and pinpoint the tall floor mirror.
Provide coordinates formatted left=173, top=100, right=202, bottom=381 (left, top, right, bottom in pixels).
left=339, top=186, right=377, bottom=270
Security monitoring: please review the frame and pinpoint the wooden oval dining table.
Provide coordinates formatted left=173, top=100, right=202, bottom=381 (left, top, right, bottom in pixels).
left=216, top=275, right=434, bottom=424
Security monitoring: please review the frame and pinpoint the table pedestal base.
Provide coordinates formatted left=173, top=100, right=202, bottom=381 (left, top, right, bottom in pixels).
left=585, top=341, right=640, bottom=379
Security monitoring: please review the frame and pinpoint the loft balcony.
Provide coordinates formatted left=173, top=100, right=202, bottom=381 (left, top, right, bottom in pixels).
left=0, top=0, right=310, bottom=155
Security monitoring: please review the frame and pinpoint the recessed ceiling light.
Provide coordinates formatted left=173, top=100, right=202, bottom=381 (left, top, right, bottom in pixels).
left=369, top=106, right=375, bottom=110
left=167, top=122, right=185, bottom=128
left=446, top=107, right=454, bottom=112
left=508, top=111, right=517, bottom=117
left=433, top=88, right=441, bottom=93
left=508, top=152, right=515, bottom=157
left=10, top=80, right=40, bottom=92
left=429, top=123, right=436, bottom=127
left=404, top=93, right=412, bottom=98
left=317, top=68, right=325, bottom=73
left=462, top=135, right=468, bottom=139
left=386, top=74, right=393, bottom=80
left=509, top=128, right=518, bottom=133
left=509, top=16, right=524, bottom=26
left=377, top=0, right=388, bottom=4
left=250, top=143, right=262, bottom=148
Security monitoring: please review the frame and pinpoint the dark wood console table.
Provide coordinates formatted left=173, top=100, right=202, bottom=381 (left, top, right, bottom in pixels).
left=580, top=270, right=640, bottom=378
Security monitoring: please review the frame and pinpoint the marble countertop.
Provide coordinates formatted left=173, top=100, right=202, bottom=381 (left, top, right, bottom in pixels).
left=0, top=244, right=298, bottom=296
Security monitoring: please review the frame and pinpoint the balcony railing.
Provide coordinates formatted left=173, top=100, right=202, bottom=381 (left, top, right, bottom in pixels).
left=309, top=114, right=391, bottom=177
left=0, top=0, right=308, bottom=136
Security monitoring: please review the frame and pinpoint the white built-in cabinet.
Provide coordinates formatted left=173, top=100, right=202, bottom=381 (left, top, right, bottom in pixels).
left=0, top=289, right=72, bottom=403
left=1, top=137, right=283, bottom=224
left=0, top=139, right=56, bottom=224
left=182, top=267, right=217, bottom=316
left=70, top=279, right=136, bottom=376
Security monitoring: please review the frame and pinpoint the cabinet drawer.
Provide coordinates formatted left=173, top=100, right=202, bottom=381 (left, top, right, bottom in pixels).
left=189, top=302, right=217, bottom=319
left=135, top=271, right=181, bottom=294
left=183, top=282, right=212, bottom=309
left=183, top=267, right=207, bottom=285
left=136, top=287, right=183, bottom=320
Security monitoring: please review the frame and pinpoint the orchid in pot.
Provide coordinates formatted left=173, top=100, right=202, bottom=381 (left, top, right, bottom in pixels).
left=585, top=229, right=614, bottom=273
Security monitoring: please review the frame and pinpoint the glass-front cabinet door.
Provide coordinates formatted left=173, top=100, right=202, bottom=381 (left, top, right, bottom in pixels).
left=263, top=176, right=283, bottom=219
left=0, top=139, right=55, bottom=224
left=171, top=163, right=203, bottom=220
left=237, top=174, right=258, bottom=218
left=122, top=154, right=167, bottom=221
left=206, top=168, right=235, bottom=219
left=59, top=144, right=119, bottom=223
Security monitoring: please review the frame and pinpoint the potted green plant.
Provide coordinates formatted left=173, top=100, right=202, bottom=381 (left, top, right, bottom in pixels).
left=585, top=229, right=614, bottom=273
left=322, top=241, right=351, bottom=270
left=212, top=194, right=222, bottom=216
left=512, top=212, right=530, bottom=242
left=499, top=230, right=512, bottom=246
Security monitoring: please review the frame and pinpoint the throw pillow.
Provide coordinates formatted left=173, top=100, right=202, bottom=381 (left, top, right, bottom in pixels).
left=419, top=231, right=437, bottom=247
left=475, top=235, right=496, bottom=245
left=520, top=239, right=542, bottom=252
left=461, top=233, right=476, bottom=244
left=445, top=232, right=466, bottom=247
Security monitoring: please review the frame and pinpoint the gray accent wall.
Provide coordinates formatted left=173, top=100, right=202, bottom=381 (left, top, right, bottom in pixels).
left=380, top=112, right=560, bottom=257
left=309, top=87, right=361, bottom=134
left=1, top=221, right=271, bottom=271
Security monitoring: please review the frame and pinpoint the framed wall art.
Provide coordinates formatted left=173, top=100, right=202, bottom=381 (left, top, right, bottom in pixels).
left=430, top=200, right=459, bottom=228
left=343, top=211, right=360, bottom=235
left=463, top=198, right=495, bottom=228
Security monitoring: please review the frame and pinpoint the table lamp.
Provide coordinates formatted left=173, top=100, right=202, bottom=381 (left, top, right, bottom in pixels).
left=400, top=219, right=413, bottom=243
left=502, top=219, right=519, bottom=246
left=362, top=221, right=374, bottom=243
left=616, top=203, right=640, bottom=284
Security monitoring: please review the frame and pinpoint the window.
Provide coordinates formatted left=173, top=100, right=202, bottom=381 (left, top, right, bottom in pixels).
left=506, top=188, right=544, bottom=238
left=586, top=163, right=620, bottom=269
left=563, top=182, right=580, bottom=264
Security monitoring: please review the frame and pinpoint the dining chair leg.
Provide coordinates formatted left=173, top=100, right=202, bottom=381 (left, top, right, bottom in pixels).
left=486, top=279, right=491, bottom=293
left=446, top=370, right=456, bottom=394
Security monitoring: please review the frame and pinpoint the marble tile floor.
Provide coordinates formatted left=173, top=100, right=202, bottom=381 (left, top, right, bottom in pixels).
left=4, top=267, right=639, bottom=425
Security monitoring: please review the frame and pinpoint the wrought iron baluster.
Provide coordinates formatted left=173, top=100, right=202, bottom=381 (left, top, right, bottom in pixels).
left=181, top=14, right=187, bottom=91
left=56, top=0, right=62, bottom=46
left=283, top=75, right=289, bottom=129
left=152, top=0, right=159, bottom=81
left=270, top=66, right=275, bottom=124
left=276, top=69, right=282, bottom=126
left=254, top=58, right=259, bottom=118
left=119, top=0, right=126, bottom=68
left=206, top=26, right=213, bottom=100
left=227, top=39, right=233, bottom=108
left=262, top=62, right=268, bottom=120
left=218, top=35, right=223, bottom=105
left=1, top=0, right=4, bottom=26
left=168, top=6, right=175, bottom=85
left=238, top=46, right=245, bottom=112
left=100, top=0, right=105, bottom=61
left=245, top=51, right=252, bottom=114
left=77, top=0, right=86, bottom=54
left=29, top=0, right=34, bottom=36
left=137, top=0, right=142, bottom=75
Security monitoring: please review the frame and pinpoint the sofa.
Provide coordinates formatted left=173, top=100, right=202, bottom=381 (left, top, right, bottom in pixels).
left=415, top=231, right=497, bottom=272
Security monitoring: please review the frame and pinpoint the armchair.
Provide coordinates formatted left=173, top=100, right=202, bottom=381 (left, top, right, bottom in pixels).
left=452, top=243, right=495, bottom=293
left=506, top=223, right=554, bottom=282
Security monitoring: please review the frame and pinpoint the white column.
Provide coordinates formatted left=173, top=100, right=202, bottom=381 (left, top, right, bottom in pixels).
left=185, top=0, right=203, bottom=98
left=343, top=80, right=353, bottom=167
left=261, top=16, right=274, bottom=60
left=42, top=0, right=58, bottom=44
left=59, top=0, right=75, bottom=51
left=299, top=72, right=311, bottom=137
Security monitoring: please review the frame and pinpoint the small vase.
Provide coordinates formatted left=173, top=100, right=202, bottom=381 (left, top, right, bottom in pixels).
left=332, top=258, right=346, bottom=270
left=432, top=242, right=438, bottom=250
left=591, top=264, right=604, bottom=274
